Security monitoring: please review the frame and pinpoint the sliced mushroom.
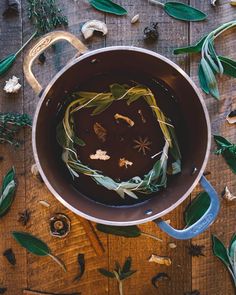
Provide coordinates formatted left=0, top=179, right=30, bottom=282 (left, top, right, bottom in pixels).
left=149, top=254, right=172, bottom=266
left=50, top=213, right=71, bottom=238
left=81, top=20, right=108, bottom=39
left=222, top=186, right=236, bottom=201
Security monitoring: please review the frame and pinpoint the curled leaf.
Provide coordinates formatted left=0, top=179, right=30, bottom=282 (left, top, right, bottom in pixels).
left=73, top=253, right=85, bottom=282
left=151, top=272, right=170, bottom=288
left=89, top=0, right=127, bottom=15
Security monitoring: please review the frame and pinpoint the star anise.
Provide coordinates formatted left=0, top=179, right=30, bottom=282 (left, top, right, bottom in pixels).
left=133, top=137, right=152, bottom=155
left=187, top=243, right=205, bottom=257
left=18, top=209, right=30, bottom=226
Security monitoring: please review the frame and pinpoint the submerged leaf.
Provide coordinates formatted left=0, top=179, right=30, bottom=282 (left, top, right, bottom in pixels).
left=164, top=2, right=207, bottom=22
left=214, top=135, right=236, bottom=174
left=184, top=192, right=210, bottom=227
left=96, top=224, right=141, bottom=237
left=89, top=0, right=127, bottom=15
left=173, top=35, right=207, bottom=55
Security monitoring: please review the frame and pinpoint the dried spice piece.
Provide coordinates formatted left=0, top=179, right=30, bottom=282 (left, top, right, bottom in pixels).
left=50, top=214, right=71, bottom=238
left=138, top=109, right=146, bottom=123
left=3, top=248, right=16, bottom=265
left=73, top=254, right=85, bottom=282
left=18, top=209, right=31, bottom=226
left=0, top=288, right=7, bottom=294
left=211, top=0, right=217, bottom=6
left=119, top=158, right=133, bottom=168
left=0, top=167, right=16, bottom=218
left=3, top=0, right=20, bottom=17
left=4, top=75, right=21, bottom=93
left=114, top=113, right=134, bottom=127
left=12, top=231, right=66, bottom=272
left=98, top=257, right=136, bottom=295
left=0, top=113, right=32, bottom=147
left=133, top=137, right=152, bottom=155
left=38, top=53, right=46, bottom=65
left=31, top=164, right=43, bottom=182
left=81, top=20, right=108, bottom=39
left=144, top=22, right=159, bottom=41
left=187, top=243, right=205, bottom=257
left=149, top=254, right=172, bottom=266
left=151, top=272, right=170, bottom=289
left=212, top=234, right=236, bottom=288
left=93, top=122, right=107, bottom=142
left=90, top=150, right=110, bottom=161
left=226, top=110, right=236, bottom=124
left=222, top=186, right=236, bottom=201
left=168, top=242, right=177, bottom=249
left=184, top=291, right=200, bottom=295
left=39, top=200, right=50, bottom=207
left=131, top=14, right=139, bottom=24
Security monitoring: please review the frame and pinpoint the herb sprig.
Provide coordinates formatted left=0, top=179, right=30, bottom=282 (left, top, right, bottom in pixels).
left=0, top=168, right=16, bottom=218
left=174, top=20, right=236, bottom=99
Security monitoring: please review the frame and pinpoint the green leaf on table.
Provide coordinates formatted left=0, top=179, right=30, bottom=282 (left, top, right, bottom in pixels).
left=218, top=55, right=236, bottom=78
left=163, top=2, right=207, bottom=22
left=200, top=58, right=219, bottom=99
left=89, top=0, right=127, bottom=15
left=173, top=35, right=206, bottom=55
left=198, top=63, right=210, bottom=95
left=184, top=192, right=210, bottom=227
left=212, top=235, right=231, bottom=266
left=0, top=53, right=16, bottom=76
left=98, top=268, right=115, bottom=278
left=12, top=232, right=66, bottom=271
left=0, top=168, right=16, bottom=218
left=96, top=224, right=141, bottom=237
left=121, top=256, right=132, bottom=273
left=214, top=135, right=236, bottom=174
left=229, top=233, right=236, bottom=259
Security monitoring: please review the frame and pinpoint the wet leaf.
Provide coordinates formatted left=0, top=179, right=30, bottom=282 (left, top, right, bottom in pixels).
left=96, top=224, right=141, bottom=237
left=184, top=192, right=210, bottom=227
left=164, top=2, right=207, bottom=22
left=89, top=0, right=127, bottom=15
left=173, top=35, right=206, bottom=55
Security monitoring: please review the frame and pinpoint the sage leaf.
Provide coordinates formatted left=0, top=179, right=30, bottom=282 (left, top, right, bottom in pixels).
left=214, top=135, right=236, bottom=174
left=0, top=168, right=16, bottom=218
left=0, top=54, right=16, bottom=76
left=163, top=2, right=207, bottom=22
left=89, top=0, right=127, bottom=15
left=218, top=55, right=236, bottom=78
left=184, top=192, right=210, bottom=227
left=212, top=235, right=231, bottom=267
left=121, top=256, right=131, bottom=273
left=120, top=269, right=137, bottom=280
left=173, top=35, right=206, bottom=55
left=12, top=231, right=66, bottom=272
left=96, top=224, right=141, bottom=237
left=98, top=268, right=115, bottom=278
left=200, top=58, right=219, bottom=99
left=198, top=63, right=210, bottom=95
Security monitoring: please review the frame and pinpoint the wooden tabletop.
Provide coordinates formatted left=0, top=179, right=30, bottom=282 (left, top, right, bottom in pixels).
left=0, top=0, right=236, bottom=294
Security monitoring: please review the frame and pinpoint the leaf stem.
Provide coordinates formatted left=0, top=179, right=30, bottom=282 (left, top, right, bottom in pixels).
left=148, top=0, right=164, bottom=7
left=118, top=280, right=123, bottom=295
left=15, top=31, right=37, bottom=57
left=141, top=231, right=162, bottom=242
left=48, top=253, right=67, bottom=272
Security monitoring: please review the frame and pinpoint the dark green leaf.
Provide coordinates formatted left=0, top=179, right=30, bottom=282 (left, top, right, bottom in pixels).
left=98, top=268, right=115, bottom=278
left=0, top=54, right=16, bottom=76
left=173, top=35, right=206, bottom=55
left=0, top=168, right=16, bottom=218
left=229, top=233, right=236, bottom=259
left=73, top=253, right=85, bottom=282
left=120, top=269, right=137, bottom=280
left=184, top=192, right=210, bottom=227
left=122, top=256, right=132, bottom=273
left=89, top=0, right=127, bottom=15
left=72, top=136, right=86, bottom=147
left=115, top=261, right=121, bottom=273
left=198, top=62, right=210, bottom=94
left=200, top=58, right=219, bottom=99
left=91, top=101, right=113, bottom=116
left=12, top=232, right=50, bottom=256
left=218, top=55, right=236, bottom=78
left=110, top=83, right=127, bottom=99
left=212, top=235, right=231, bottom=267
left=164, top=2, right=207, bottom=22
left=96, top=224, right=141, bottom=237
left=214, top=135, right=236, bottom=174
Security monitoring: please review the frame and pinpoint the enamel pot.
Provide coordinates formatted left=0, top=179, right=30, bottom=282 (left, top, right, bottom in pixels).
left=24, top=31, right=220, bottom=239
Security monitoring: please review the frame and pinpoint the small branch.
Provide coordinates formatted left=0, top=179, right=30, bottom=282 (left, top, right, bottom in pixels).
left=148, top=0, right=164, bottom=7
left=118, top=280, right=123, bottom=295
left=48, top=253, right=67, bottom=272
left=141, top=231, right=162, bottom=242
left=15, top=32, right=37, bottom=56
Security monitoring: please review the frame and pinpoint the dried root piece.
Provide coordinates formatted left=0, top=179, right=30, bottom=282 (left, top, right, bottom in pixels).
left=4, top=76, right=21, bottom=93
left=119, top=158, right=133, bottom=168
left=149, top=254, right=171, bottom=266
left=93, top=122, right=107, bottom=142
left=81, top=20, right=108, bottom=39
left=114, top=113, right=134, bottom=127
left=90, top=149, right=110, bottom=161
left=222, top=186, right=236, bottom=201
left=226, top=110, right=236, bottom=124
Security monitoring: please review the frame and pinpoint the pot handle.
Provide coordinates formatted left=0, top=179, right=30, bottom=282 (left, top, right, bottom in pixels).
left=154, top=176, right=220, bottom=239
left=23, top=31, right=88, bottom=95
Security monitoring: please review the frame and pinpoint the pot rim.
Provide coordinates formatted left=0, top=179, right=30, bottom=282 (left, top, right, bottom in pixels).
left=32, top=45, right=211, bottom=225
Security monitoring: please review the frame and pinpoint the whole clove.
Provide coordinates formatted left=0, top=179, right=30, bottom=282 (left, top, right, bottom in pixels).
left=3, top=248, right=16, bottom=265
left=3, top=0, right=20, bottom=17
left=144, top=22, right=159, bottom=42
left=187, top=243, right=205, bottom=257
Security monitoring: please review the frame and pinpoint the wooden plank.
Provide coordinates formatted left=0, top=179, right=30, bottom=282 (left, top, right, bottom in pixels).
left=21, top=0, right=108, bottom=294
left=189, top=1, right=236, bottom=294
left=0, top=1, right=28, bottom=295
left=105, top=1, right=192, bottom=294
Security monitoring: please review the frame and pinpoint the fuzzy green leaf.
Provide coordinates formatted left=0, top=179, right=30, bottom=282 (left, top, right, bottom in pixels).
left=219, top=55, right=236, bottom=78
left=200, top=58, right=219, bottom=99
left=164, top=2, right=207, bottom=22
left=0, top=168, right=16, bottom=218
left=212, top=235, right=231, bottom=267
left=198, top=62, right=210, bottom=94
left=173, top=35, right=206, bottom=55
left=89, top=0, right=127, bottom=15
left=214, top=135, right=236, bottom=174
left=96, top=224, right=141, bottom=237
left=98, top=268, right=115, bottom=278
left=184, top=192, right=210, bottom=227
left=0, top=54, right=16, bottom=76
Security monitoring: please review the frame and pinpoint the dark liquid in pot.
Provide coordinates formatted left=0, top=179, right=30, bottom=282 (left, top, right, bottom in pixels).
left=56, top=72, right=185, bottom=206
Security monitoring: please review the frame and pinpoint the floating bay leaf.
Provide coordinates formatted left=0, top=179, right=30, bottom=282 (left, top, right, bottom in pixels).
left=89, top=0, right=127, bottom=15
